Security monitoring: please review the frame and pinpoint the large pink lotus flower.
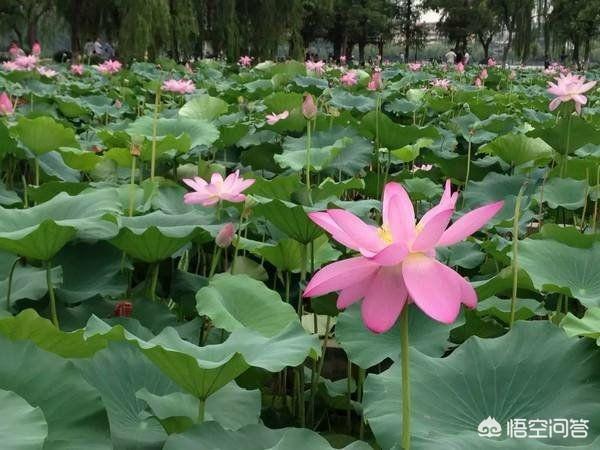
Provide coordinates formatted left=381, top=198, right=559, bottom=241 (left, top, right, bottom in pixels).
left=183, top=170, right=255, bottom=206
left=0, top=93, right=14, bottom=116
left=96, top=59, right=122, bottom=75
left=266, top=110, right=289, bottom=125
left=487, top=58, right=496, bottom=67
left=455, top=62, right=464, bottom=73
left=239, top=55, right=252, bottom=67
left=303, top=181, right=503, bottom=332
left=408, top=62, right=422, bottom=71
left=367, top=69, right=383, bottom=91
left=162, top=79, right=195, bottom=94
left=430, top=78, right=451, bottom=90
left=547, top=73, right=597, bottom=114
left=306, top=60, right=325, bottom=75
left=14, top=55, right=38, bottom=71
left=1, top=61, right=20, bottom=72
left=70, top=64, right=84, bottom=76
left=37, top=66, right=57, bottom=78
left=340, top=70, right=358, bottom=87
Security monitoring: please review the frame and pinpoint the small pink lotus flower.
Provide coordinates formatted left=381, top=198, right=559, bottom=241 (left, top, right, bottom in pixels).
left=455, top=62, right=464, bottom=73
left=162, top=79, right=195, bottom=94
left=32, top=42, right=41, bottom=56
left=0, top=93, right=14, bottom=116
left=408, top=62, right=422, bottom=71
left=239, top=55, right=252, bottom=67
left=367, top=69, right=383, bottom=91
left=306, top=60, right=325, bottom=75
left=266, top=110, right=289, bottom=125
left=1, top=61, right=20, bottom=72
left=303, top=181, right=503, bottom=332
left=430, top=78, right=451, bottom=90
left=340, top=70, right=358, bottom=86
left=487, top=58, right=496, bottom=67
left=96, top=59, right=122, bottom=75
left=339, top=55, right=347, bottom=64
left=411, top=164, right=433, bottom=173
left=183, top=170, right=255, bottom=206
left=70, top=64, right=84, bottom=76
left=8, top=44, right=23, bottom=58
left=37, top=66, right=57, bottom=78
left=475, top=77, right=483, bottom=88
left=302, top=94, right=317, bottom=120
left=547, top=73, right=597, bottom=114
left=14, top=55, right=37, bottom=71
left=479, top=68, right=488, bottom=79
left=216, top=223, right=235, bottom=248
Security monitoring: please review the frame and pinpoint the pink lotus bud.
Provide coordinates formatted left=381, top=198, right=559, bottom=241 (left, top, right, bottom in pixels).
left=0, top=92, right=14, bottom=115
left=32, top=42, right=41, bottom=56
left=113, top=300, right=133, bottom=317
left=216, top=223, right=235, bottom=248
left=302, top=93, right=317, bottom=120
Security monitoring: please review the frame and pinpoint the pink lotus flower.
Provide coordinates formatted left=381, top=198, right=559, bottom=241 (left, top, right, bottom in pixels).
left=430, top=78, right=451, bottom=90
left=480, top=68, right=488, bottom=79
left=32, top=42, right=41, bottom=56
left=340, top=70, right=358, bottom=87
left=1, top=61, right=20, bottom=72
left=408, top=62, right=422, bottom=71
left=455, top=62, right=464, bottom=73
left=306, top=60, right=325, bottom=75
left=70, top=64, right=84, bottom=76
left=340, top=55, right=347, bottom=64
left=303, top=181, right=503, bottom=332
left=302, top=94, right=317, bottom=120
left=216, top=223, right=235, bottom=248
left=162, top=78, right=195, bottom=94
left=14, top=55, right=37, bottom=71
left=96, top=59, right=122, bottom=75
left=8, top=44, right=23, bottom=58
left=239, top=55, right=252, bottom=67
left=475, top=77, right=483, bottom=88
left=367, top=70, right=383, bottom=91
left=183, top=170, right=255, bottom=206
left=487, top=58, right=496, bottom=67
left=547, top=73, right=597, bottom=114
left=0, top=93, right=14, bottom=116
left=37, top=66, right=57, bottom=78
left=266, top=110, right=289, bottom=125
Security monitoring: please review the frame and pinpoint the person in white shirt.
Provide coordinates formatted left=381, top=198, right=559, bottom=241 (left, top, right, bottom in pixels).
left=445, top=48, right=457, bottom=65
left=463, top=51, right=470, bottom=65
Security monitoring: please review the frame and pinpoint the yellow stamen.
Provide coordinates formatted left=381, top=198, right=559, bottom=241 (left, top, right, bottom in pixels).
left=378, top=226, right=393, bottom=244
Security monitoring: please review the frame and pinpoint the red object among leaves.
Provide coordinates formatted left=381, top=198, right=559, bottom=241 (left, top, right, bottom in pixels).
left=114, top=300, right=133, bottom=317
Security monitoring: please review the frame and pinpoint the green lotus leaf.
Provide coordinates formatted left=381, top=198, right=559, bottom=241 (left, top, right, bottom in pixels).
left=476, top=296, right=545, bottom=323
left=360, top=110, right=439, bottom=149
left=126, top=116, right=219, bottom=148
left=541, top=177, right=587, bottom=210
left=560, top=308, right=600, bottom=345
left=57, top=146, right=102, bottom=171
left=179, top=94, right=229, bottom=121
left=335, top=304, right=454, bottom=369
left=0, top=389, right=47, bottom=450
left=363, top=321, right=600, bottom=449
left=196, top=274, right=298, bottom=337
left=14, top=116, right=78, bottom=155
left=254, top=199, right=322, bottom=244
left=479, top=134, right=554, bottom=166
left=528, top=115, right=600, bottom=155
left=518, top=239, right=600, bottom=308
left=330, top=88, right=375, bottom=112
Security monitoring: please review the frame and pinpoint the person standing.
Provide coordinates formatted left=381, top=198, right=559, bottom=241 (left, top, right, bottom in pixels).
left=463, top=51, right=470, bottom=66
left=445, top=48, right=456, bottom=65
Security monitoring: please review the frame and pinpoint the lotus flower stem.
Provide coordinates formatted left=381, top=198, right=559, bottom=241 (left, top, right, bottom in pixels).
left=593, top=165, right=600, bottom=233
left=21, top=175, right=28, bottom=208
left=309, top=315, right=331, bottom=427
left=346, top=359, right=352, bottom=433
left=358, top=367, right=366, bottom=440
left=230, top=215, right=244, bottom=274
left=306, top=119, right=313, bottom=204
left=45, top=261, right=59, bottom=328
left=463, top=135, right=472, bottom=205
left=150, top=87, right=161, bottom=181
left=510, top=184, right=527, bottom=327
left=400, top=305, right=411, bottom=449
left=208, top=247, right=222, bottom=278
left=34, top=158, right=40, bottom=186
left=5, top=257, right=20, bottom=310
left=148, top=263, right=159, bottom=301
left=128, top=155, right=137, bottom=217
left=560, top=114, right=572, bottom=177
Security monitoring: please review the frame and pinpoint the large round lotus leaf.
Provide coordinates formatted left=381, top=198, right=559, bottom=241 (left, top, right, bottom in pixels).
left=359, top=110, right=440, bottom=150
left=560, top=308, right=600, bottom=345
left=76, top=342, right=178, bottom=450
left=179, top=94, right=228, bottom=121
left=329, top=88, right=375, bottom=112
left=0, top=389, right=47, bottom=450
left=518, top=239, right=600, bottom=308
left=253, top=199, right=322, bottom=244
left=125, top=116, right=219, bottom=148
left=0, top=190, right=119, bottom=260
left=109, top=211, right=214, bottom=262
left=0, top=335, right=111, bottom=450
left=0, top=262, right=62, bottom=305
left=57, top=147, right=102, bottom=171
left=478, top=133, right=553, bottom=166
left=528, top=115, right=600, bottom=155
left=196, top=274, right=298, bottom=337
left=163, top=422, right=371, bottom=450
left=335, top=304, right=454, bottom=369
left=540, top=177, right=587, bottom=210
left=13, top=116, right=78, bottom=155
left=363, top=321, right=600, bottom=449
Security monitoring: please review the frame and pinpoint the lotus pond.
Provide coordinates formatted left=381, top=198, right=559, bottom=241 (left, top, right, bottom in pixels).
left=0, top=58, right=599, bottom=450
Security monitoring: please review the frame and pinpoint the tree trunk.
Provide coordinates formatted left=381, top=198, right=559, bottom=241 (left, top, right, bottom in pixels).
left=502, top=29, right=513, bottom=67
left=378, top=39, right=384, bottom=62
left=358, top=41, right=365, bottom=66
left=543, top=0, right=550, bottom=58
left=572, top=38, right=580, bottom=69
left=69, top=0, right=82, bottom=60
left=403, top=0, right=412, bottom=62
left=584, top=38, right=591, bottom=70
left=27, top=21, right=37, bottom=49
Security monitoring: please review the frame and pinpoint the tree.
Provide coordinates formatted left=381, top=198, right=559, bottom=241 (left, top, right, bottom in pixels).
left=489, top=0, right=534, bottom=66
left=397, top=0, right=424, bottom=61
left=0, top=0, right=55, bottom=49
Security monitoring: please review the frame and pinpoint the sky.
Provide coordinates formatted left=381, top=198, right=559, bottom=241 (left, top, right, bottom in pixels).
left=421, top=10, right=441, bottom=24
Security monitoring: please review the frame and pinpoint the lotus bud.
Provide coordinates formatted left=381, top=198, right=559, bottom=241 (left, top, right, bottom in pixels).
left=302, top=93, right=317, bottom=120
left=216, top=223, right=235, bottom=248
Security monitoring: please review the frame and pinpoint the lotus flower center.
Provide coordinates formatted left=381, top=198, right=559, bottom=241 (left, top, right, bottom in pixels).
left=377, top=226, right=393, bottom=244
